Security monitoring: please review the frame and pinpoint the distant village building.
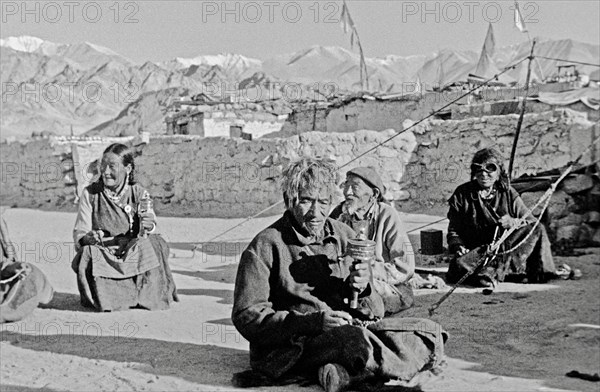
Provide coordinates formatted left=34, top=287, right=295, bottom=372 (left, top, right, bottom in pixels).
left=165, top=94, right=291, bottom=139
left=277, top=92, right=460, bottom=136
left=277, top=82, right=599, bottom=136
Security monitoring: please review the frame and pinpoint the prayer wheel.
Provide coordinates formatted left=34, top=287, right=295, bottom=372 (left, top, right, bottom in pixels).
left=420, top=229, right=443, bottom=255
left=347, top=237, right=375, bottom=309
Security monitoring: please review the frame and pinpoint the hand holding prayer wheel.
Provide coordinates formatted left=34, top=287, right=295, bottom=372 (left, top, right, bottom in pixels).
left=347, top=228, right=375, bottom=309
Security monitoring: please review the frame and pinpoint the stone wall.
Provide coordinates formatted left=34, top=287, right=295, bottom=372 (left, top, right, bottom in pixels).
left=1, top=109, right=597, bottom=227
left=135, top=130, right=417, bottom=217
left=401, top=109, right=598, bottom=208
left=325, top=94, right=450, bottom=134
left=452, top=99, right=599, bottom=122
left=520, top=173, right=600, bottom=251
left=276, top=104, right=328, bottom=136
left=278, top=93, right=457, bottom=136
left=0, top=139, right=75, bottom=208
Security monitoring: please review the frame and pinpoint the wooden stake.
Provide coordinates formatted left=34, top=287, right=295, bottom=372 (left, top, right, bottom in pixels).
left=508, top=40, right=536, bottom=182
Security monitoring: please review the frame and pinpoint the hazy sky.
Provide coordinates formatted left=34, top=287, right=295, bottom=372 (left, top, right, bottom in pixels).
left=1, top=0, right=599, bottom=63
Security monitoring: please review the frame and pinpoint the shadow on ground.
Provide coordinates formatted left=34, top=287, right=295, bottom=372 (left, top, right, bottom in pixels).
left=402, top=253, right=600, bottom=392
left=168, top=241, right=249, bottom=256
left=171, top=264, right=239, bottom=305
left=0, top=386, right=68, bottom=392
left=172, top=263, right=239, bottom=285
left=38, top=292, right=94, bottom=313
left=176, top=288, right=233, bottom=304
left=1, top=331, right=249, bottom=389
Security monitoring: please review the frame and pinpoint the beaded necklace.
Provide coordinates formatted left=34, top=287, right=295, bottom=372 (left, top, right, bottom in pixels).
left=103, top=182, right=129, bottom=203
left=478, top=187, right=496, bottom=200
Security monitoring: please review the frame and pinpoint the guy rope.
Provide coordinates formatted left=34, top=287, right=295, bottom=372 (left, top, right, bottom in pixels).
left=428, top=136, right=600, bottom=315
left=192, top=56, right=530, bottom=254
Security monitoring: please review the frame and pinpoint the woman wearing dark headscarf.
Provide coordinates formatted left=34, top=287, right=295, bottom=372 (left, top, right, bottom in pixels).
left=445, top=148, right=557, bottom=287
left=71, top=143, right=178, bottom=311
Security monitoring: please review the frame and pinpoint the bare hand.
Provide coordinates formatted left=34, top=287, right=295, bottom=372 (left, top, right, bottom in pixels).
left=139, top=212, right=156, bottom=231
left=456, top=246, right=469, bottom=257
left=348, top=260, right=371, bottom=293
left=81, top=230, right=103, bottom=246
left=322, top=310, right=352, bottom=332
left=499, top=215, right=518, bottom=229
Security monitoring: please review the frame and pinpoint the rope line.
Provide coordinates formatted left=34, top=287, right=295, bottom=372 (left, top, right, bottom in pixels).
left=339, top=58, right=529, bottom=170
left=535, top=56, right=600, bottom=68
left=194, top=57, right=530, bottom=248
left=428, top=227, right=500, bottom=315
left=496, top=136, right=600, bottom=255
left=406, top=217, right=448, bottom=234
left=427, top=135, right=599, bottom=314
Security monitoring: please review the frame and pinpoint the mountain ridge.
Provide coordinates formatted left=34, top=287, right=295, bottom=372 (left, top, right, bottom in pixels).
left=2, top=35, right=598, bottom=140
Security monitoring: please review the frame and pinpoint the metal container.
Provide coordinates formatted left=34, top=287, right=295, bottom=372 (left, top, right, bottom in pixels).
left=347, top=239, right=376, bottom=260
left=420, top=229, right=443, bottom=255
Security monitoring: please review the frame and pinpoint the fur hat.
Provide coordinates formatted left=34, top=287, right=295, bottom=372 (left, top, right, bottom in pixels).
left=347, top=167, right=386, bottom=200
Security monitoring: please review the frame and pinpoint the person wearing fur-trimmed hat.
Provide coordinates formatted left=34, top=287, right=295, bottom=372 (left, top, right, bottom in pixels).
left=330, top=166, right=415, bottom=314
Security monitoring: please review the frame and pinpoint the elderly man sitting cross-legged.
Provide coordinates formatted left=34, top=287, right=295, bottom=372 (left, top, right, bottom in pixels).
left=330, top=166, right=415, bottom=314
left=231, top=158, right=447, bottom=392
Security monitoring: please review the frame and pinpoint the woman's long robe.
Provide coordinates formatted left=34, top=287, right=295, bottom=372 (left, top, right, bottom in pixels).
left=72, top=181, right=178, bottom=311
left=446, top=180, right=556, bottom=285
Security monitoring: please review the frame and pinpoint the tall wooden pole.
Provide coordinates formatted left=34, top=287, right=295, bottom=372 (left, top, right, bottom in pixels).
left=341, top=1, right=369, bottom=91
left=508, top=39, right=536, bottom=183
left=353, top=30, right=369, bottom=91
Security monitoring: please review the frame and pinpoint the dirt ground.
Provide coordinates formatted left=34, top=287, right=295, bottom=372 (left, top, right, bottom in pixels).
left=0, top=207, right=599, bottom=392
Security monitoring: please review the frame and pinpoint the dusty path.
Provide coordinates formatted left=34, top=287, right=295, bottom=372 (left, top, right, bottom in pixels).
left=1, top=208, right=598, bottom=391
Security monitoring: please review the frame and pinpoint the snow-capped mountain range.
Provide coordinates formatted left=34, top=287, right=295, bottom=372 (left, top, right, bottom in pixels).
left=1, top=35, right=598, bottom=140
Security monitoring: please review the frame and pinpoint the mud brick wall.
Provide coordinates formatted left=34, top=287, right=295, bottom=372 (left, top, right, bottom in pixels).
left=0, top=139, right=75, bottom=208
left=136, top=130, right=417, bottom=218
left=402, top=109, right=598, bottom=208
left=1, top=109, right=597, bottom=228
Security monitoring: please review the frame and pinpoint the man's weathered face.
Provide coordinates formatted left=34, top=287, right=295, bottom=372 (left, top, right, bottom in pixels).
left=290, top=187, right=332, bottom=237
left=342, top=174, right=375, bottom=214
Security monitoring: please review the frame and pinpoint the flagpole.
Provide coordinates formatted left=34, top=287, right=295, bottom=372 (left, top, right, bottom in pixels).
left=525, top=31, right=545, bottom=81
left=509, top=39, right=536, bottom=183
left=340, top=1, right=369, bottom=90
left=354, top=28, right=369, bottom=91
left=515, top=1, right=545, bottom=81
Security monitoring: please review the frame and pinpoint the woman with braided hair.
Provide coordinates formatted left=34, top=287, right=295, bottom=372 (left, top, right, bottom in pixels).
left=445, top=148, right=558, bottom=287
left=71, top=143, right=178, bottom=311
